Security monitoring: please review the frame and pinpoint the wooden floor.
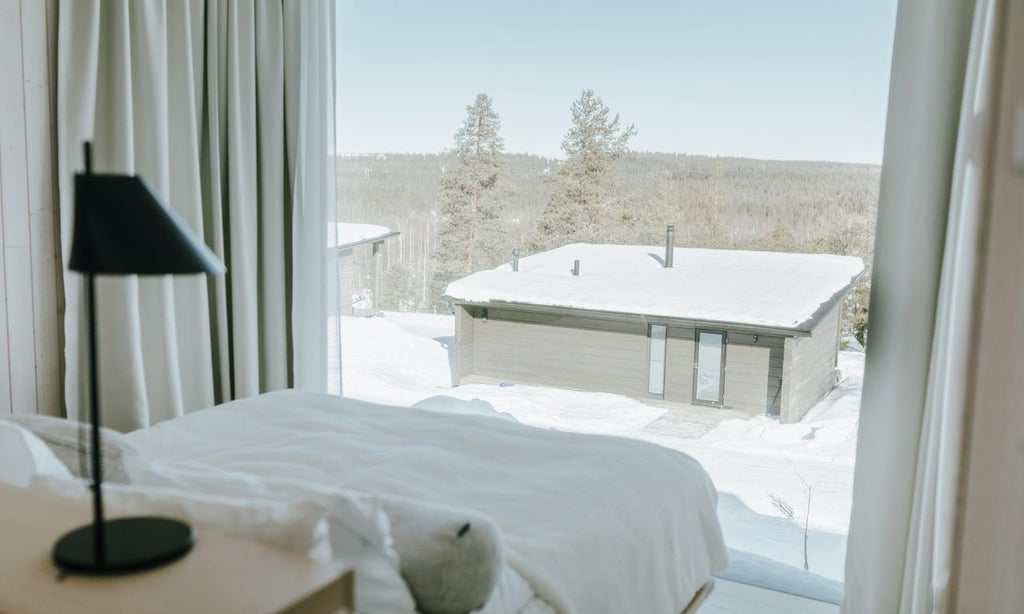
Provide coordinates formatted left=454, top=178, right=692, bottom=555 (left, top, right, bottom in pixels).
left=702, top=579, right=839, bottom=614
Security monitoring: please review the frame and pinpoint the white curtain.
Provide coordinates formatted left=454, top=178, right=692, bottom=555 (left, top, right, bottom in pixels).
left=56, top=0, right=339, bottom=431
left=842, top=0, right=1002, bottom=611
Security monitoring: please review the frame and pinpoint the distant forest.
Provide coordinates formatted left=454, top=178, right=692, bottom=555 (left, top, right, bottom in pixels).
left=337, top=152, right=879, bottom=345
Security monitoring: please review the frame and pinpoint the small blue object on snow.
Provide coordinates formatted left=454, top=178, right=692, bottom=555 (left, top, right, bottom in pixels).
left=499, top=382, right=514, bottom=388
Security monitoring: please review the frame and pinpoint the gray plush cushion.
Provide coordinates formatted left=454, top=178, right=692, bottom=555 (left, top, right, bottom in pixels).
left=381, top=495, right=504, bottom=614
left=3, top=414, right=140, bottom=483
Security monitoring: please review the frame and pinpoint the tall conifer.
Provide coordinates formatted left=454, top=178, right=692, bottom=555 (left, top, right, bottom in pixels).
left=430, top=93, right=507, bottom=307
left=531, top=90, right=636, bottom=251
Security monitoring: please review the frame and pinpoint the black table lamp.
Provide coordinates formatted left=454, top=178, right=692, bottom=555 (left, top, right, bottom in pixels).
left=53, top=142, right=226, bottom=575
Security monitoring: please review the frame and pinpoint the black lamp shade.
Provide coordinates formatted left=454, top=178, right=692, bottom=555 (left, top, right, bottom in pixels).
left=69, top=174, right=226, bottom=275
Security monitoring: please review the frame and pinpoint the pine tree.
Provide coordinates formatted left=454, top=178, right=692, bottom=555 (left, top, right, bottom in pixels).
left=814, top=217, right=875, bottom=346
left=379, top=264, right=416, bottom=312
left=530, top=90, right=636, bottom=251
left=633, top=171, right=678, bottom=245
left=430, top=93, right=508, bottom=307
left=701, top=156, right=729, bottom=248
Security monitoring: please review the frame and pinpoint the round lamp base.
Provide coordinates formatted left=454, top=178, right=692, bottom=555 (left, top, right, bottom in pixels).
left=53, top=517, right=195, bottom=575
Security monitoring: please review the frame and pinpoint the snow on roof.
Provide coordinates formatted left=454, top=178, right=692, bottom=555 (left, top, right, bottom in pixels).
left=445, top=244, right=865, bottom=331
left=337, top=223, right=393, bottom=248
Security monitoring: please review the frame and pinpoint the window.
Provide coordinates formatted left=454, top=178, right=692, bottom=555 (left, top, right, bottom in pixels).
left=694, top=330, right=726, bottom=405
left=337, top=0, right=895, bottom=604
left=648, top=324, right=667, bottom=397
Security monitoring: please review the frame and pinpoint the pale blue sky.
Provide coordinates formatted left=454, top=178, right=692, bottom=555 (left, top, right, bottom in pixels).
left=337, top=0, right=897, bottom=163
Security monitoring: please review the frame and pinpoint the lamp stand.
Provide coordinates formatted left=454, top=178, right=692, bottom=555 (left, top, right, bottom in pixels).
left=53, top=149, right=195, bottom=575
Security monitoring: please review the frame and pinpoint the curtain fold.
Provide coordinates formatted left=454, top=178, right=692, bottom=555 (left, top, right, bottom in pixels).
left=285, top=0, right=340, bottom=393
left=899, top=0, right=1001, bottom=610
left=842, top=0, right=1001, bottom=611
left=56, top=0, right=339, bottom=430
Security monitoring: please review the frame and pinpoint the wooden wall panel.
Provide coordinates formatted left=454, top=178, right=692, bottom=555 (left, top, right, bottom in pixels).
left=0, top=107, right=10, bottom=415
left=781, top=303, right=841, bottom=422
left=723, top=342, right=778, bottom=414
left=0, top=0, right=63, bottom=417
left=23, top=0, right=62, bottom=417
left=468, top=311, right=649, bottom=398
left=453, top=306, right=474, bottom=386
left=0, top=0, right=38, bottom=416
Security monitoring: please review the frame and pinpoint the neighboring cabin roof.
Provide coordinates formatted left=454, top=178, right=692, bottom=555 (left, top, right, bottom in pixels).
left=444, top=243, right=866, bottom=333
left=337, top=223, right=398, bottom=249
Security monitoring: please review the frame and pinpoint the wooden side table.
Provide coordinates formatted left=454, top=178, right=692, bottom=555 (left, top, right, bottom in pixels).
left=0, top=482, right=353, bottom=614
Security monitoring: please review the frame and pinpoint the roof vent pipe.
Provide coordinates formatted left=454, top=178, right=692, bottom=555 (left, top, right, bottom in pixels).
left=665, top=225, right=675, bottom=268
left=512, top=248, right=520, bottom=272
left=572, top=259, right=580, bottom=276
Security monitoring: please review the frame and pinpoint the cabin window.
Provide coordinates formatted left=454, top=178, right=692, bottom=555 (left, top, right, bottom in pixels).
left=647, top=324, right=667, bottom=397
left=694, top=330, right=726, bottom=405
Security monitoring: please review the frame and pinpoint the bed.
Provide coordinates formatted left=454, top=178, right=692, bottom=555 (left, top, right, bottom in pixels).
left=117, top=390, right=728, bottom=613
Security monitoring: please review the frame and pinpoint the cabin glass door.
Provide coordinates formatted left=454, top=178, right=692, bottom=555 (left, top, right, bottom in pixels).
left=694, top=330, right=725, bottom=405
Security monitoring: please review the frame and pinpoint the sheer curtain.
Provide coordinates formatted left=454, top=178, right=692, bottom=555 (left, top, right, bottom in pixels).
left=842, top=0, right=1002, bottom=611
left=56, top=0, right=339, bottom=431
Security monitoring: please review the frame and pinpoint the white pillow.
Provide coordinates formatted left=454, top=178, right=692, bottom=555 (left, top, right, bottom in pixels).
left=4, top=414, right=139, bottom=483
left=30, top=475, right=333, bottom=561
left=0, top=421, right=74, bottom=487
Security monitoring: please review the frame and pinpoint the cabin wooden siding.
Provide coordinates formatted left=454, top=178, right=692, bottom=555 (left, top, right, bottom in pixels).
left=722, top=333, right=785, bottom=416
left=454, top=305, right=819, bottom=420
left=662, top=328, right=783, bottom=415
left=339, top=250, right=356, bottom=314
left=779, top=303, right=842, bottom=422
left=453, top=305, right=475, bottom=386
left=458, top=306, right=650, bottom=397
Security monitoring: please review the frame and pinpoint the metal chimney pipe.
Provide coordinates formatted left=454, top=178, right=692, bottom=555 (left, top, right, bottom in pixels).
left=512, top=248, right=520, bottom=272
left=665, top=225, right=675, bottom=268
left=572, top=259, right=580, bottom=276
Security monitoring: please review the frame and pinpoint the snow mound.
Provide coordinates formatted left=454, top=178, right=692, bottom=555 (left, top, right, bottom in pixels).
left=413, top=395, right=517, bottom=422
left=719, top=548, right=842, bottom=604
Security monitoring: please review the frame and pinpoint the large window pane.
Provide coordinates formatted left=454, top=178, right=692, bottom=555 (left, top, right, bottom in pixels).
left=338, top=0, right=895, bottom=604
left=695, top=331, right=724, bottom=404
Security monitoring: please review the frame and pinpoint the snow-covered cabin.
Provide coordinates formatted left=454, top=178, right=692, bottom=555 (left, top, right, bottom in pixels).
left=444, top=242, right=865, bottom=422
left=337, top=223, right=399, bottom=315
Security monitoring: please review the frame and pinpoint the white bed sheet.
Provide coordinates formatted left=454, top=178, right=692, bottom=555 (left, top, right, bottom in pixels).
left=476, top=565, right=555, bottom=614
left=126, top=390, right=727, bottom=613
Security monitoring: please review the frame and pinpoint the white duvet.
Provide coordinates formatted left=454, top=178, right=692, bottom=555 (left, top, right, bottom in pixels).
left=126, top=390, right=727, bottom=614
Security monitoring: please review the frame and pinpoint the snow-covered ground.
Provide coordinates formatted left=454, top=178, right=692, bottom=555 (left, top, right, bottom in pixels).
left=340, top=311, right=861, bottom=602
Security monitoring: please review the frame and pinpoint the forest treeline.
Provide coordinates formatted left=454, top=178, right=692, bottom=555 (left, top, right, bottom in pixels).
left=339, top=88, right=877, bottom=347
left=338, top=150, right=877, bottom=345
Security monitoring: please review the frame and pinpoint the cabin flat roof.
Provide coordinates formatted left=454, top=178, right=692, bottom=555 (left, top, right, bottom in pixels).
left=444, top=243, right=865, bottom=332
